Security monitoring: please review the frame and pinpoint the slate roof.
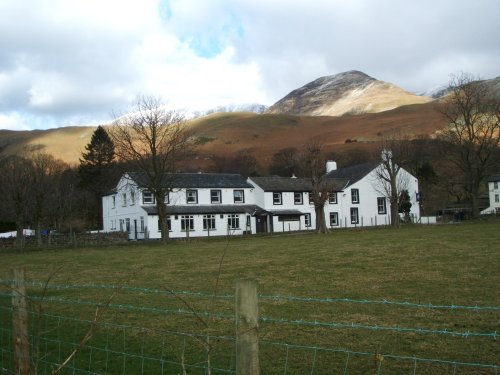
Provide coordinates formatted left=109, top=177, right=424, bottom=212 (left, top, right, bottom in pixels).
left=267, top=209, right=305, bottom=216
left=487, top=173, right=500, bottom=182
left=249, top=176, right=348, bottom=192
left=249, top=177, right=312, bottom=192
left=127, top=172, right=253, bottom=189
left=325, top=162, right=378, bottom=189
left=141, top=204, right=266, bottom=215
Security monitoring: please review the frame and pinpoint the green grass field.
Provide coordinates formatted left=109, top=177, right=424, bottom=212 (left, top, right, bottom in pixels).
left=1, top=222, right=499, bottom=374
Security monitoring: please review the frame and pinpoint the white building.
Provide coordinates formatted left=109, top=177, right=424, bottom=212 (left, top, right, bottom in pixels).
left=481, top=173, right=500, bottom=214
left=102, top=161, right=420, bottom=239
left=323, top=162, right=420, bottom=228
left=102, top=172, right=259, bottom=240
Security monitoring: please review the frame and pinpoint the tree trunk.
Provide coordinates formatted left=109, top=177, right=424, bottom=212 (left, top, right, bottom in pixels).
left=315, top=204, right=328, bottom=234
left=157, top=202, right=169, bottom=243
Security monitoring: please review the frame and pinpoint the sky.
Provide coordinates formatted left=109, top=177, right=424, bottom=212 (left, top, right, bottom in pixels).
left=0, top=0, right=499, bottom=131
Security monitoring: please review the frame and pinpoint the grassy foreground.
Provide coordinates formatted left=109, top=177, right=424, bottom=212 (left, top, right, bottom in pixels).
left=0, top=222, right=499, bottom=374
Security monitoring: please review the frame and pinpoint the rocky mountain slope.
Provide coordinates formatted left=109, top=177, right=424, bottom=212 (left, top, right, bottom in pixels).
left=266, top=70, right=432, bottom=116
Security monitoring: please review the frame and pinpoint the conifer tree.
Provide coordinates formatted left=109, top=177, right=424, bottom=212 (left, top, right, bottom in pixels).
left=78, top=125, right=116, bottom=228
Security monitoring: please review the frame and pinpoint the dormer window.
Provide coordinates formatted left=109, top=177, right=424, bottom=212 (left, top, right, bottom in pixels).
left=130, top=191, right=135, bottom=205
left=211, top=190, right=222, bottom=204
left=122, top=193, right=127, bottom=206
left=186, top=189, right=198, bottom=204
left=294, top=192, right=303, bottom=205
left=143, top=191, right=155, bottom=204
left=234, top=190, right=244, bottom=203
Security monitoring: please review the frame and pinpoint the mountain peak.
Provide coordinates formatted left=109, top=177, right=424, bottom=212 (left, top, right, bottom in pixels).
left=266, top=70, right=430, bottom=116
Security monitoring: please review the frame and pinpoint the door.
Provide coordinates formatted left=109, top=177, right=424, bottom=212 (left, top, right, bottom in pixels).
left=256, top=215, right=268, bottom=233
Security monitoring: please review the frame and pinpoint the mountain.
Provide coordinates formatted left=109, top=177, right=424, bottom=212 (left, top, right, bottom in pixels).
left=266, top=70, right=432, bottom=116
left=186, top=103, right=267, bottom=119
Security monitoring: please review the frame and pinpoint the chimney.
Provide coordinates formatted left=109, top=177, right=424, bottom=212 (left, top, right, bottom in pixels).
left=326, top=161, right=337, bottom=173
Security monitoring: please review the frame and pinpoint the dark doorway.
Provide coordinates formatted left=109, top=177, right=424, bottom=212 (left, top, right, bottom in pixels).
left=256, top=215, right=268, bottom=233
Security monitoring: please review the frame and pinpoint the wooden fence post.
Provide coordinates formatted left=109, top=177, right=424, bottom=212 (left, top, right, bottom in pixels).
left=11, top=268, right=30, bottom=375
left=235, top=280, right=259, bottom=375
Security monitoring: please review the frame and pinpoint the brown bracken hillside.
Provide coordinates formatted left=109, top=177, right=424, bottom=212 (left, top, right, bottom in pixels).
left=0, top=102, right=447, bottom=167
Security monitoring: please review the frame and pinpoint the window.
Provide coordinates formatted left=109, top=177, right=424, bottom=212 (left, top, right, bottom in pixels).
left=186, top=190, right=198, bottom=204
left=329, top=212, right=339, bottom=226
left=246, top=215, right=251, bottom=228
left=495, top=194, right=499, bottom=203
left=211, top=190, right=222, bottom=204
left=158, top=217, right=171, bottom=231
left=377, top=197, right=387, bottom=214
left=350, top=207, right=359, bottom=224
left=140, top=217, right=144, bottom=232
left=181, top=215, right=194, bottom=231
left=228, top=214, right=240, bottom=229
left=304, top=213, right=311, bottom=227
left=112, top=196, right=116, bottom=208
left=294, top=192, right=303, bottom=205
left=130, top=191, right=135, bottom=205
left=351, top=189, right=359, bottom=204
left=329, top=192, right=337, bottom=204
left=143, top=191, right=155, bottom=204
left=125, top=218, right=130, bottom=233
left=273, top=192, right=282, bottom=205
left=234, top=190, right=245, bottom=203
left=164, top=193, right=169, bottom=204
left=122, top=193, right=127, bottom=206
left=119, top=219, right=124, bottom=231
left=308, top=192, right=314, bottom=205
left=495, top=182, right=499, bottom=190
left=203, top=215, right=216, bottom=230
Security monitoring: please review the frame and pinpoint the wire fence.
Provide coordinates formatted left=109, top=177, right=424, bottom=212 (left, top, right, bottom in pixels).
left=0, top=277, right=498, bottom=374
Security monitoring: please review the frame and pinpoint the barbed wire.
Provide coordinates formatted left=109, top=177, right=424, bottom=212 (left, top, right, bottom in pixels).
left=1, top=294, right=497, bottom=339
left=1, top=279, right=499, bottom=312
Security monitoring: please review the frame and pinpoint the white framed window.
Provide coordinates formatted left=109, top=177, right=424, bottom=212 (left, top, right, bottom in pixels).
left=329, top=212, right=339, bottom=226
left=125, top=218, right=130, bottom=233
left=494, top=182, right=498, bottom=190
left=304, top=213, right=311, bottom=227
left=158, top=217, right=171, bottom=231
left=211, top=190, right=222, bottom=204
left=122, top=193, right=127, bottom=206
left=203, top=214, right=216, bottom=230
left=112, top=195, right=116, bottom=209
left=181, top=215, right=194, bottom=231
left=273, top=192, right=282, bottom=205
left=495, top=194, right=499, bottom=203
left=351, top=189, right=359, bottom=204
left=140, top=216, right=144, bottom=232
left=143, top=191, right=155, bottom=204
left=186, top=190, right=198, bottom=204
left=294, top=192, right=303, bottom=205
left=350, top=207, right=359, bottom=224
left=228, top=214, right=240, bottom=229
left=308, top=192, right=314, bottom=205
left=234, top=190, right=245, bottom=203
left=130, top=191, right=135, bottom=205
left=377, top=197, right=387, bottom=214
left=119, top=219, right=124, bottom=231
left=329, top=192, right=337, bottom=204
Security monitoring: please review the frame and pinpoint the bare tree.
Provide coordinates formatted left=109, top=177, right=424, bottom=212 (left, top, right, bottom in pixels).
left=439, top=72, right=500, bottom=218
left=0, top=155, right=33, bottom=247
left=372, top=136, right=413, bottom=227
left=28, top=149, right=67, bottom=246
left=111, top=96, right=193, bottom=242
left=302, top=139, right=332, bottom=233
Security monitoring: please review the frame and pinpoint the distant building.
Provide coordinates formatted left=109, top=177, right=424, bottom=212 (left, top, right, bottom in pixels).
left=481, top=172, right=500, bottom=215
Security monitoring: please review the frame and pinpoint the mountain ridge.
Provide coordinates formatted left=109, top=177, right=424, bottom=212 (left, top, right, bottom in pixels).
left=266, top=70, right=432, bottom=116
